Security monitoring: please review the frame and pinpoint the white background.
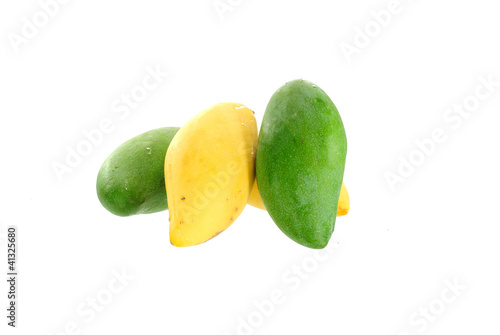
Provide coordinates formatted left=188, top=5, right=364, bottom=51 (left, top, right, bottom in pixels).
left=1, top=0, right=499, bottom=334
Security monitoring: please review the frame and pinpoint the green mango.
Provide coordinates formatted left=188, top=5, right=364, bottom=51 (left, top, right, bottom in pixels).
left=97, top=127, right=179, bottom=216
left=256, top=79, right=347, bottom=248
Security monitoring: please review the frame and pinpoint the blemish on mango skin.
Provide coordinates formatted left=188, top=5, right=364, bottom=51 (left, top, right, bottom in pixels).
left=234, top=207, right=239, bottom=212
left=181, top=196, right=186, bottom=200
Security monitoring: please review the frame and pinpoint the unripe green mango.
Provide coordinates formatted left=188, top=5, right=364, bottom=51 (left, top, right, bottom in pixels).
left=97, top=127, right=179, bottom=216
left=256, top=80, right=347, bottom=249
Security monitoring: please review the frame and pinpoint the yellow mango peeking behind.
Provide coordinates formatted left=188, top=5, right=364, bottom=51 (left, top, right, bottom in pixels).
left=247, top=180, right=266, bottom=210
left=336, top=183, right=350, bottom=216
left=165, top=102, right=258, bottom=247
left=248, top=181, right=350, bottom=216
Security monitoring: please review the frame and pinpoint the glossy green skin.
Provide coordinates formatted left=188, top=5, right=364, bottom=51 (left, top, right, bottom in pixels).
left=97, top=127, right=179, bottom=216
left=257, top=80, right=347, bottom=249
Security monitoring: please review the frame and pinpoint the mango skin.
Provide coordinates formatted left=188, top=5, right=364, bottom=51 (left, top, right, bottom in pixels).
left=249, top=180, right=350, bottom=217
left=336, top=182, right=350, bottom=216
left=256, top=79, right=347, bottom=249
left=248, top=180, right=266, bottom=210
left=165, top=102, right=258, bottom=247
left=96, top=127, right=179, bottom=216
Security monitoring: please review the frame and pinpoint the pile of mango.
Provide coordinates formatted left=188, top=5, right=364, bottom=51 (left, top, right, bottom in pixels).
left=96, top=79, right=348, bottom=249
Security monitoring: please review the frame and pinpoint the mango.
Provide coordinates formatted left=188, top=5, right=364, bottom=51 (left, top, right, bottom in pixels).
left=256, top=79, right=347, bottom=249
left=336, top=182, right=350, bottom=216
left=165, top=102, right=258, bottom=247
left=248, top=180, right=266, bottom=210
left=96, top=127, right=179, bottom=216
left=249, top=180, right=350, bottom=217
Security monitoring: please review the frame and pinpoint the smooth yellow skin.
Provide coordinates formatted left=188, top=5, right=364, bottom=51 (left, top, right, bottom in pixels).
left=248, top=180, right=266, bottom=210
left=336, top=182, right=350, bottom=216
left=248, top=181, right=350, bottom=216
left=165, top=102, right=258, bottom=247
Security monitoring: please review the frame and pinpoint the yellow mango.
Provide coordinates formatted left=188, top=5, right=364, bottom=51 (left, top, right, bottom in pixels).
left=165, top=102, right=258, bottom=247
left=336, top=182, right=350, bottom=216
left=248, top=180, right=266, bottom=210
left=248, top=181, right=350, bottom=216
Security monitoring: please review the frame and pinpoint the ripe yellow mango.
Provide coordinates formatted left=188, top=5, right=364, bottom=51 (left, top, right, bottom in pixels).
left=336, top=182, right=350, bottom=216
left=248, top=181, right=350, bottom=216
left=248, top=180, right=266, bottom=210
left=165, top=102, right=258, bottom=247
